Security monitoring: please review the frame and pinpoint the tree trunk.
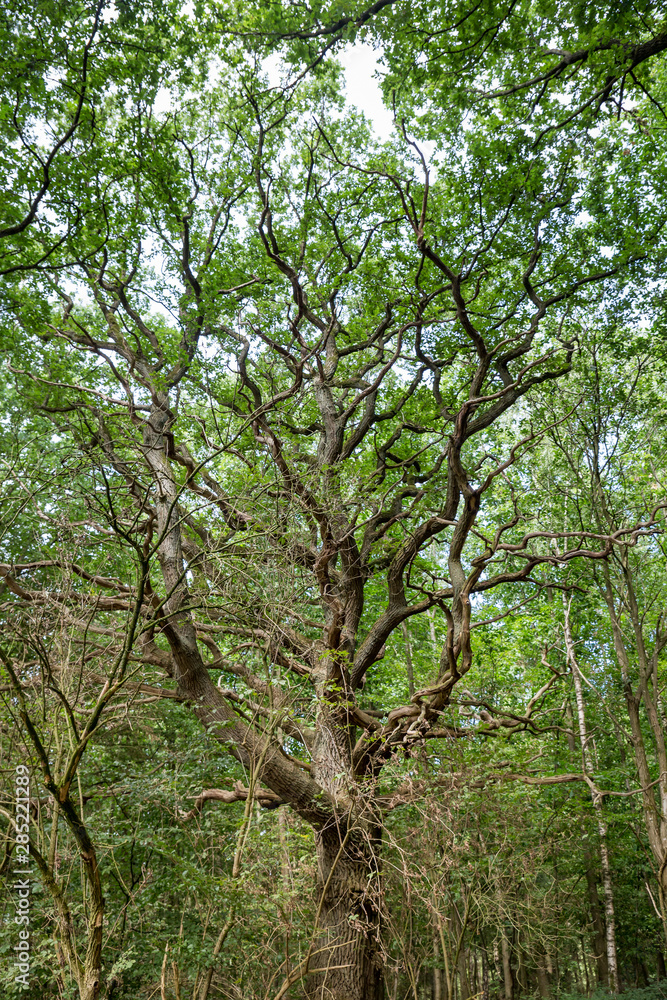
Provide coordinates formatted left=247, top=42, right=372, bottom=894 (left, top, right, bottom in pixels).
left=536, top=959, right=550, bottom=999
left=433, top=931, right=443, bottom=1000
left=563, top=597, right=619, bottom=991
left=584, top=855, right=609, bottom=986
left=597, top=824, right=619, bottom=992
left=306, top=821, right=384, bottom=1000
left=481, top=942, right=490, bottom=1000
left=517, top=947, right=529, bottom=994
left=450, top=906, right=470, bottom=1000
left=457, top=946, right=471, bottom=1000
left=599, top=561, right=667, bottom=951
left=580, top=935, right=591, bottom=994
left=501, top=932, right=513, bottom=1000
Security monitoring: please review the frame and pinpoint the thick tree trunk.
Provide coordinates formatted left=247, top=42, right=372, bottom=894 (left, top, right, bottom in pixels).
left=307, top=822, right=384, bottom=1000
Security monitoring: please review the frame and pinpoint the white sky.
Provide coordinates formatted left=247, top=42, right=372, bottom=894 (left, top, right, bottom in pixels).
left=338, top=43, right=394, bottom=141
left=258, top=42, right=395, bottom=141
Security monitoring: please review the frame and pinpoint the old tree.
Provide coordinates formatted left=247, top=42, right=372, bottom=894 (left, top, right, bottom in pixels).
left=3, top=1, right=667, bottom=998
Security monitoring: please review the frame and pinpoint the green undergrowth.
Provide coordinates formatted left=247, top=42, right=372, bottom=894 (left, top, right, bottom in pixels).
left=561, top=987, right=667, bottom=1000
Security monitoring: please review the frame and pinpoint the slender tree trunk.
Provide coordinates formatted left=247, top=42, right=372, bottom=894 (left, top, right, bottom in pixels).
left=402, top=621, right=415, bottom=700
left=584, top=854, right=609, bottom=986
left=434, top=908, right=451, bottom=1000
left=278, top=807, right=293, bottom=983
left=517, top=947, right=529, bottom=995
left=481, top=943, right=490, bottom=1000
left=536, top=958, right=550, bottom=999
left=433, top=931, right=443, bottom=1000
left=457, top=946, right=471, bottom=1000
left=596, top=825, right=619, bottom=992
left=451, top=906, right=471, bottom=1000
left=580, top=935, right=591, bottom=994
left=501, top=932, right=513, bottom=1000
left=391, top=971, right=399, bottom=1000
left=598, top=561, right=667, bottom=948
left=493, top=942, right=503, bottom=997
left=563, top=598, right=619, bottom=992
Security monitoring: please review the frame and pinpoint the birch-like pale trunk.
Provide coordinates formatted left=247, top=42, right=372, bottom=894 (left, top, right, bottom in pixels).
left=563, top=597, right=619, bottom=992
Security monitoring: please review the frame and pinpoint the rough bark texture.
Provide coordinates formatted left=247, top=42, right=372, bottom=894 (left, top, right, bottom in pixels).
left=307, top=822, right=384, bottom=1000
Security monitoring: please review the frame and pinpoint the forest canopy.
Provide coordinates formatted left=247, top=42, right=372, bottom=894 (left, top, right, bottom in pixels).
left=2, top=2, right=667, bottom=999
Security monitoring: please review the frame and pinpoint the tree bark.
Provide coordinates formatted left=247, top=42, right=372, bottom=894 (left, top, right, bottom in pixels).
left=536, top=958, right=550, bottom=998
left=433, top=931, right=443, bottom=1000
left=481, top=944, right=490, bottom=1000
left=584, top=857, right=609, bottom=986
left=306, top=821, right=384, bottom=1000
left=501, top=932, right=513, bottom=1000
left=563, top=597, right=619, bottom=992
left=598, top=546, right=667, bottom=949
